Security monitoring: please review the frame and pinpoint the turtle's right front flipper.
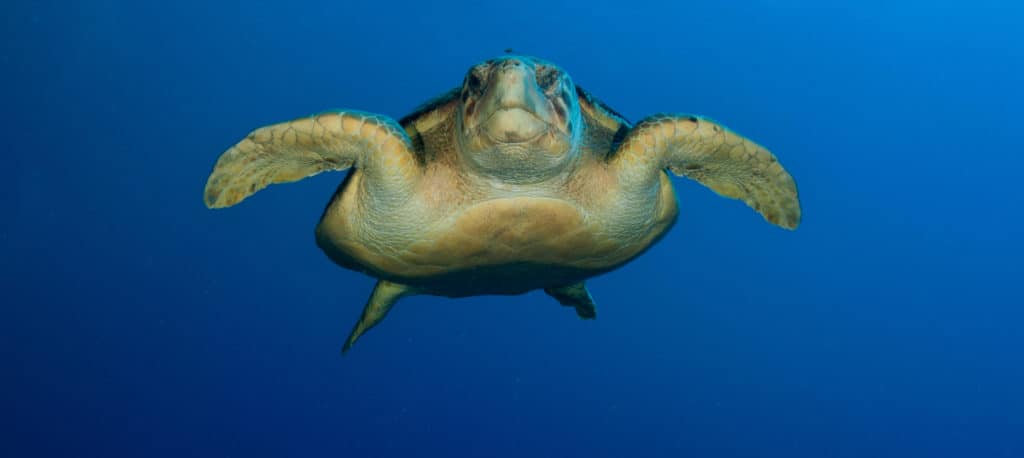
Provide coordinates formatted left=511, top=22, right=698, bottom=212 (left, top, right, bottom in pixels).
left=204, top=110, right=419, bottom=208
left=610, top=115, right=801, bottom=229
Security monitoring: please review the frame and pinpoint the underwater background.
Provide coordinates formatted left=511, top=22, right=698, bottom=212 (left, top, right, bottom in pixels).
left=4, top=0, right=1023, bottom=456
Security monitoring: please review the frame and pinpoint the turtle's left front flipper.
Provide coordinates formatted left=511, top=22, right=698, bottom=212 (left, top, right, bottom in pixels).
left=204, top=110, right=419, bottom=208
left=612, top=115, right=801, bottom=229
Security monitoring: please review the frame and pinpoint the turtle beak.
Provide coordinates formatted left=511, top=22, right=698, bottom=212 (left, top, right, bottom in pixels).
left=476, top=58, right=552, bottom=143
left=488, top=59, right=548, bottom=114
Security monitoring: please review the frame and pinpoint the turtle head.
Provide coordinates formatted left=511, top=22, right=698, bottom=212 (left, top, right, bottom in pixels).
left=456, top=56, right=583, bottom=183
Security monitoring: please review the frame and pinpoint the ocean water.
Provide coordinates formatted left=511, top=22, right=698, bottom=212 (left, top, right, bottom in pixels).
left=4, top=1, right=1023, bottom=456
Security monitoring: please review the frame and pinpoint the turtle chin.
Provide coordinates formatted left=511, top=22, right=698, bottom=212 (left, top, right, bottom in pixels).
left=481, top=107, right=547, bottom=144
left=461, top=121, right=575, bottom=184
left=476, top=107, right=576, bottom=155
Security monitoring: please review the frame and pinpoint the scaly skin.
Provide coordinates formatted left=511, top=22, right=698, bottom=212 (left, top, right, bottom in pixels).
left=203, top=55, right=801, bottom=353
left=612, top=114, right=800, bottom=229
left=203, top=110, right=419, bottom=209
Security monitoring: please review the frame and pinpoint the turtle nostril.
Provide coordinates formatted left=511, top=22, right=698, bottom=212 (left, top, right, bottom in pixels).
left=502, top=59, right=522, bottom=69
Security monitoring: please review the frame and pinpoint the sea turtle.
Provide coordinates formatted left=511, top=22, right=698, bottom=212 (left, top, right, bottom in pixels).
left=204, top=55, right=801, bottom=353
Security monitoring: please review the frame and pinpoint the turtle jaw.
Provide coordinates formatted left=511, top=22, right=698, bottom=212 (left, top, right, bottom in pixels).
left=457, top=56, right=582, bottom=183
left=480, top=107, right=547, bottom=144
left=476, top=58, right=554, bottom=144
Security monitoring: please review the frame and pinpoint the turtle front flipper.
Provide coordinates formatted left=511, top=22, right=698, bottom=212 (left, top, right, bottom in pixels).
left=612, top=115, right=801, bottom=229
left=545, top=282, right=597, bottom=319
left=204, top=111, right=419, bottom=208
left=343, top=280, right=418, bottom=354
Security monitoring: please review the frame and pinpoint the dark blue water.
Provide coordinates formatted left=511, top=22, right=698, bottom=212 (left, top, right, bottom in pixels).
left=5, top=1, right=1022, bottom=456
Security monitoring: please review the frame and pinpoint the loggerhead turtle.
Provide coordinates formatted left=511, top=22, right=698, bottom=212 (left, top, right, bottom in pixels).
left=204, top=55, right=801, bottom=353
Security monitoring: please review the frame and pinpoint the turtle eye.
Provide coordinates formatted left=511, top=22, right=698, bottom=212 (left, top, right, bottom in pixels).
left=467, top=71, right=484, bottom=93
left=535, top=66, right=559, bottom=89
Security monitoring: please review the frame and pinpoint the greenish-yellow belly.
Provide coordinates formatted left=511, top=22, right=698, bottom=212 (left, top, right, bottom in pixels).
left=318, top=194, right=676, bottom=295
left=406, top=198, right=610, bottom=269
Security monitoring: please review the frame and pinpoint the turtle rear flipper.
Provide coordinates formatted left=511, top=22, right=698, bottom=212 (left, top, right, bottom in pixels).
left=545, top=282, right=597, bottom=319
left=343, top=280, right=418, bottom=354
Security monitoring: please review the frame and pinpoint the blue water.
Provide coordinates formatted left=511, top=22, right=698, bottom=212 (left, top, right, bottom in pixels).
left=4, top=1, right=1023, bottom=456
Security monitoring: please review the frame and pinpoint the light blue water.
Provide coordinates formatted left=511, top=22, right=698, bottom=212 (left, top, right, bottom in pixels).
left=4, top=1, right=1023, bottom=456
